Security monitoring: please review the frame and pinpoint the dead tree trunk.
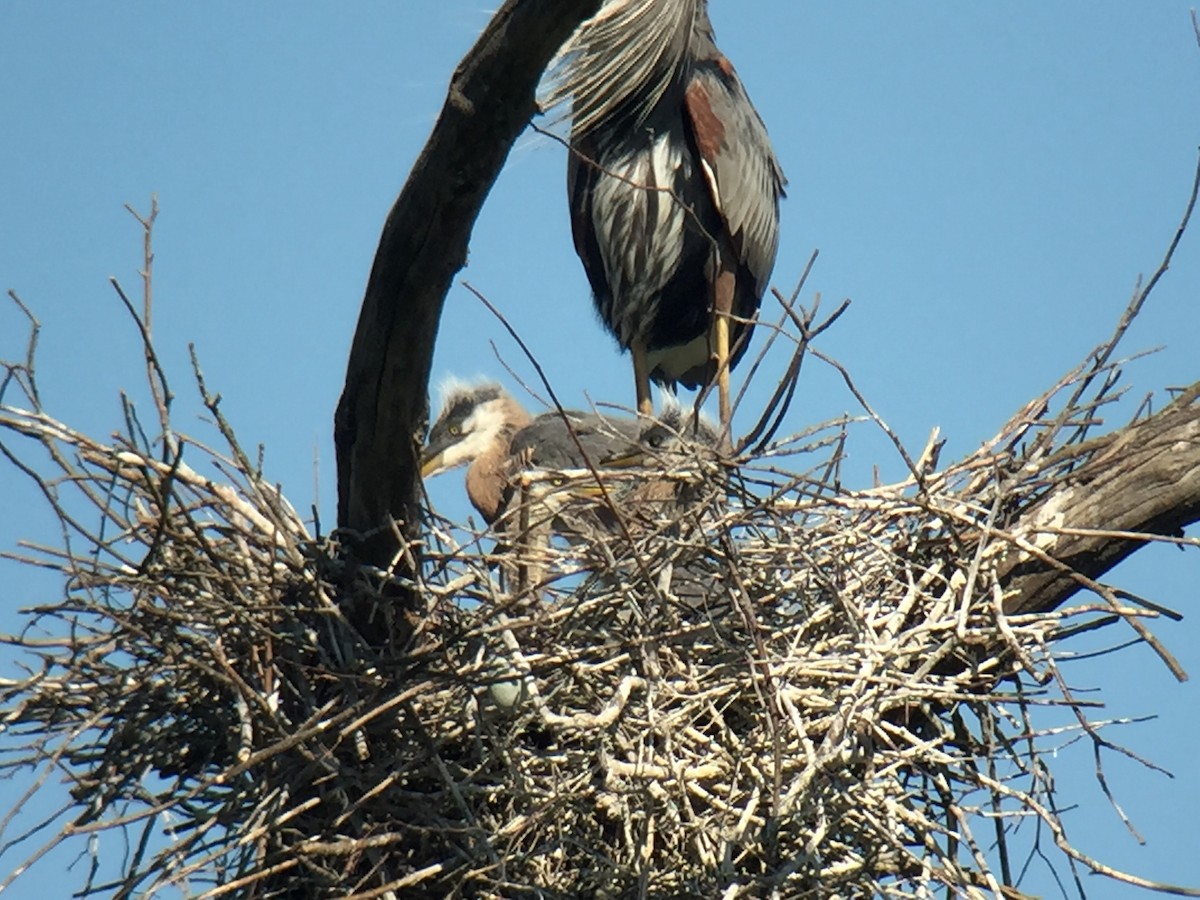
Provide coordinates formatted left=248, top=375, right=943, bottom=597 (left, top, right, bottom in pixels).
left=334, top=0, right=600, bottom=593
left=1000, top=382, right=1200, bottom=616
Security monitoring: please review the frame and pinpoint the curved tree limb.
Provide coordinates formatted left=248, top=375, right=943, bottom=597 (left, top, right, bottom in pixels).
left=334, top=0, right=600, bottom=577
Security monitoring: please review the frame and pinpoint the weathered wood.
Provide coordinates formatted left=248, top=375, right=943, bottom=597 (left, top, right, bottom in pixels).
left=334, top=0, right=601, bottom=576
left=1001, top=382, right=1200, bottom=615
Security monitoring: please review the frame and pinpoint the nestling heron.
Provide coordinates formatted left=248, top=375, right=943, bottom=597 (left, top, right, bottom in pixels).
left=421, top=382, right=641, bottom=528
left=421, top=381, right=722, bottom=534
left=546, top=0, right=786, bottom=424
left=573, top=406, right=724, bottom=531
left=423, top=381, right=727, bottom=602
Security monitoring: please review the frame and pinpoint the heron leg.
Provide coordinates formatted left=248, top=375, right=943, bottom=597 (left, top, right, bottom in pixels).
left=632, top=338, right=654, bottom=416
left=505, top=473, right=549, bottom=599
left=712, top=266, right=736, bottom=425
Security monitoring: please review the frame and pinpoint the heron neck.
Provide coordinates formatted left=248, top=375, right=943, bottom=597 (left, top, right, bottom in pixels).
left=465, top=397, right=532, bottom=524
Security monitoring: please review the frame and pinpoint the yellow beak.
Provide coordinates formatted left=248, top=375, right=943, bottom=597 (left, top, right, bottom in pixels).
left=420, top=452, right=446, bottom=479
left=598, top=448, right=648, bottom=469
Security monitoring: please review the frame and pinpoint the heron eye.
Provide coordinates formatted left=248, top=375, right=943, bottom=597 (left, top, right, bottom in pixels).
left=551, top=476, right=566, bottom=487
left=449, top=425, right=461, bottom=436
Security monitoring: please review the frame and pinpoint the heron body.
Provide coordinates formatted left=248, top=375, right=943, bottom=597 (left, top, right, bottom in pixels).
left=422, top=382, right=721, bottom=533
left=554, top=0, right=786, bottom=420
left=421, top=382, right=643, bottom=526
left=423, top=382, right=726, bottom=599
left=572, top=404, right=724, bottom=533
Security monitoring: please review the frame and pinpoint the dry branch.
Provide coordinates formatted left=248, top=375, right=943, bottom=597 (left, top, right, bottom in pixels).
left=4, top=253, right=1199, bottom=895
left=1001, top=383, right=1200, bottom=616
left=334, top=0, right=600, bottom=579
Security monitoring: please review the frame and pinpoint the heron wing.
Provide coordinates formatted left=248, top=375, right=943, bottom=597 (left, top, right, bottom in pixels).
left=683, top=54, right=786, bottom=297
left=510, top=412, right=643, bottom=471
left=566, top=133, right=614, bottom=311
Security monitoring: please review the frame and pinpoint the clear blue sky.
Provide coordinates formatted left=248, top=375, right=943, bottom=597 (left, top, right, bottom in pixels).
left=1, top=3, right=1198, bottom=897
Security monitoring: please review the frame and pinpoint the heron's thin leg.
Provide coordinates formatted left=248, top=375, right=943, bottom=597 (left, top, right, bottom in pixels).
left=714, top=314, right=730, bottom=424
left=516, top=475, right=533, bottom=594
left=712, top=264, right=736, bottom=426
left=632, top=338, right=654, bottom=416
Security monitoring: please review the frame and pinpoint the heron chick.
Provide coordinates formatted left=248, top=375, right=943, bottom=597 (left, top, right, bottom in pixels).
left=570, top=405, right=726, bottom=533
left=421, top=382, right=643, bottom=529
left=421, top=382, right=723, bottom=534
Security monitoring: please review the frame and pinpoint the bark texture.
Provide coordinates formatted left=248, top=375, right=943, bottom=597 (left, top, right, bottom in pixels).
left=1001, top=382, right=1200, bottom=615
left=334, top=0, right=600, bottom=574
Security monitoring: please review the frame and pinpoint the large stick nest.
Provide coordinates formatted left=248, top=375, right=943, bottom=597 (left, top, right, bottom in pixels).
left=2, top=270, right=1194, bottom=900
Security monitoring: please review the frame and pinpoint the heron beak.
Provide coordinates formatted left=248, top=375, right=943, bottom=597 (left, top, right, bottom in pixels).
left=420, top=452, right=445, bottom=479
left=570, top=482, right=607, bottom=498
left=598, top=448, right=649, bottom=468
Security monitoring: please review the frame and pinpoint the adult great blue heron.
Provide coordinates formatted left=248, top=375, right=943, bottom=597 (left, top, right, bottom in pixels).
left=547, top=0, right=786, bottom=424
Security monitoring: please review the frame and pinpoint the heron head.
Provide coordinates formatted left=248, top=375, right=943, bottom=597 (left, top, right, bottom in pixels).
left=600, top=405, right=722, bottom=468
left=421, top=383, right=517, bottom=478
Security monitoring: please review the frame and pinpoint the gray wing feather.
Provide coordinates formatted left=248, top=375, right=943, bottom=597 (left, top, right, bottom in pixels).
left=686, top=60, right=786, bottom=296
left=510, top=411, right=642, bottom=470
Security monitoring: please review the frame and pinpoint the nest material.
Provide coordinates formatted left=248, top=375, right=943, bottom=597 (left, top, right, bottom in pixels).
left=1, top=295, right=1190, bottom=899
left=4, top=184, right=1198, bottom=896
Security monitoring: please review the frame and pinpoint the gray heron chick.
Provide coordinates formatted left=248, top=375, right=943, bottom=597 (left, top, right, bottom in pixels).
left=420, top=382, right=643, bottom=529
left=422, top=383, right=724, bottom=536
left=548, top=0, right=786, bottom=423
